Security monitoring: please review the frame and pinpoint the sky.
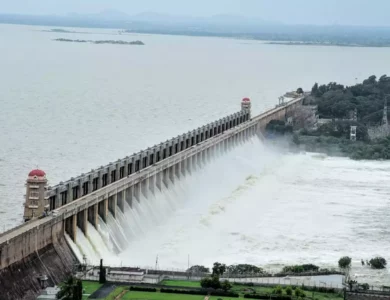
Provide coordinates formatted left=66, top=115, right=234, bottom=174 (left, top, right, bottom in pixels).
left=1, top=0, right=389, bottom=27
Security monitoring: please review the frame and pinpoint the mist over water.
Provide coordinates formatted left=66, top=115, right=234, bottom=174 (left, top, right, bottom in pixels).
left=67, top=136, right=390, bottom=285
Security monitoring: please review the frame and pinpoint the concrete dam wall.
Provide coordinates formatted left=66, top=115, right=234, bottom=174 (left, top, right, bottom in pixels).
left=0, top=97, right=303, bottom=299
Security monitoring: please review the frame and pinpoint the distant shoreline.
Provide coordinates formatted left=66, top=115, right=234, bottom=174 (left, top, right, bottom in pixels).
left=54, top=38, right=145, bottom=45
left=266, top=41, right=390, bottom=48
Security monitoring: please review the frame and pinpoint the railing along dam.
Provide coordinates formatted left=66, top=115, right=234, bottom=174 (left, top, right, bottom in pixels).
left=0, top=96, right=303, bottom=271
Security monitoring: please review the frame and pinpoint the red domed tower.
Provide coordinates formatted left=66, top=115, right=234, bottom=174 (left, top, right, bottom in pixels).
left=241, top=97, right=251, bottom=118
left=23, top=169, right=48, bottom=222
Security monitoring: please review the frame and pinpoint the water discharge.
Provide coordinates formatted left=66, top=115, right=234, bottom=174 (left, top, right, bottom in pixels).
left=71, top=136, right=390, bottom=285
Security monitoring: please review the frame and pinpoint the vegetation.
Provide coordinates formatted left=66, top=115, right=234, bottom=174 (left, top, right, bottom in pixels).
left=81, top=281, right=102, bottom=300
left=369, top=257, right=387, bottom=269
left=212, top=262, right=227, bottom=276
left=105, top=286, right=127, bottom=300
left=200, top=275, right=222, bottom=289
left=122, top=291, right=208, bottom=300
left=227, top=264, right=265, bottom=276
left=56, top=276, right=83, bottom=300
left=187, top=265, right=210, bottom=273
left=162, top=280, right=201, bottom=287
left=129, top=286, right=157, bottom=292
left=281, top=264, right=319, bottom=273
left=338, top=256, right=352, bottom=269
left=54, top=38, right=145, bottom=45
left=77, top=279, right=343, bottom=300
left=295, top=75, right=390, bottom=160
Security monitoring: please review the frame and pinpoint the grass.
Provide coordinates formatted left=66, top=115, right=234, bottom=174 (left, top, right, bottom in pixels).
left=82, top=281, right=103, bottom=300
left=161, top=280, right=201, bottom=288
left=121, top=291, right=204, bottom=300
left=231, top=284, right=343, bottom=300
left=80, top=280, right=344, bottom=300
left=104, top=286, right=127, bottom=300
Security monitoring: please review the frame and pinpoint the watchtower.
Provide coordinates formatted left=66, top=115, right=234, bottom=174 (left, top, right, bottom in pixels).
left=23, top=169, right=49, bottom=222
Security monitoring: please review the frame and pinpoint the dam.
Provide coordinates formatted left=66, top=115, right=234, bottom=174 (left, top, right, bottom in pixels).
left=0, top=96, right=303, bottom=299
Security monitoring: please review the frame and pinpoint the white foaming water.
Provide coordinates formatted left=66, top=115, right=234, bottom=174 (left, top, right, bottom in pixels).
left=73, top=136, right=389, bottom=285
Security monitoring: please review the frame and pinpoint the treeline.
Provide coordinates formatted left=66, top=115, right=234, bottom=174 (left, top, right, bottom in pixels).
left=293, top=75, right=390, bottom=160
left=187, top=263, right=265, bottom=276
left=309, top=75, right=390, bottom=125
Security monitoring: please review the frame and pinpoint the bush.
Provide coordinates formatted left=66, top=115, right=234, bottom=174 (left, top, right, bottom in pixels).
left=285, top=286, right=293, bottom=296
left=282, top=264, right=319, bottom=273
left=272, top=286, right=283, bottom=295
left=201, top=275, right=221, bottom=289
left=227, top=264, right=265, bottom=275
left=211, top=290, right=239, bottom=298
left=244, top=294, right=270, bottom=299
left=369, top=257, right=387, bottom=269
left=244, top=295, right=292, bottom=300
left=338, top=256, right=352, bottom=269
left=295, top=288, right=305, bottom=297
left=160, top=288, right=207, bottom=296
left=160, top=288, right=239, bottom=298
left=129, top=287, right=156, bottom=292
left=221, top=280, right=232, bottom=291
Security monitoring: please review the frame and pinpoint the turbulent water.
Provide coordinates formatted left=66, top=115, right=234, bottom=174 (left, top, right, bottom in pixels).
left=66, top=136, right=390, bottom=286
left=1, top=24, right=390, bottom=285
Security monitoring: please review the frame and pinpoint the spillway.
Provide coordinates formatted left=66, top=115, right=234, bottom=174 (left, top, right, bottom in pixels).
left=71, top=135, right=274, bottom=266
left=71, top=135, right=390, bottom=286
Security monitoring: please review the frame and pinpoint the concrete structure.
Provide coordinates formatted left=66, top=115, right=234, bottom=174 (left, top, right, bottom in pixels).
left=0, top=96, right=304, bottom=299
left=23, top=169, right=49, bottom=222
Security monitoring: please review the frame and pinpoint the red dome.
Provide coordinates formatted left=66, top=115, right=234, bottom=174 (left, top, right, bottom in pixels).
left=28, top=169, right=46, bottom=177
left=242, top=97, right=251, bottom=102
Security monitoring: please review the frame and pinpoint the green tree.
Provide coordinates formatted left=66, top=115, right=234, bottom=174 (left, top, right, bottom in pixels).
left=212, top=262, right=226, bottom=277
left=295, top=288, right=304, bottom=297
left=56, top=276, right=83, bottom=300
left=285, top=286, right=293, bottom=296
left=297, top=87, right=304, bottom=94
left=272, top=286, right=283, bottom=295
left=311, top=83, right=319, bottom=96
left=338, top=256, right=352, bottom=269
left=221, top=280, right=232, bottom=291
left=200, top=275, right=221, bottom=289
left=187, top=265, right=210, bottom=274
left=369, top=257, right=387, bottom=269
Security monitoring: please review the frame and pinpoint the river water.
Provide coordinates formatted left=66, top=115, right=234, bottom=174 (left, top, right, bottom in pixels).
left=0, top=24, right=389, bottom=285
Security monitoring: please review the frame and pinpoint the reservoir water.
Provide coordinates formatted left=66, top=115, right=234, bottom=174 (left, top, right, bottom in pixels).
left=0, top=24, right=389, bottom=285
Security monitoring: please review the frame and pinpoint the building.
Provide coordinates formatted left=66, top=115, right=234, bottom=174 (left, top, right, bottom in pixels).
left=23, top=169, right=49, bottom=222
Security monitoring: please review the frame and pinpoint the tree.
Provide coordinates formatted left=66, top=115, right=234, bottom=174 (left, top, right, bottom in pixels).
left=56, top=276, right=83, bottom=300
left=187, top=265, right=210, bottom=274
left=200, top=275, right=221, bottom=289
left=221, top=280, right=232, bottom=292
left=338, top=256, right=352, bottom=269
left=294, top=288, right=305, bottom=297
left=226, top=264, right=265, bottom=275
left=272, top=286, right=283, bottom=295
left=369, top=257, right=387, bottom=269
left=212, top=262, right=226, bottom=277
left=297, top=87, right=304, bottom=94
left=311, top=83, right=319, bottom=96
left=286, top=286, right=293, bottom=296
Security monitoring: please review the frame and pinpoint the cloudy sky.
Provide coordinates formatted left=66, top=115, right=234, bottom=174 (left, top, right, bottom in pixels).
left=1, top=0, right=389, bottom=26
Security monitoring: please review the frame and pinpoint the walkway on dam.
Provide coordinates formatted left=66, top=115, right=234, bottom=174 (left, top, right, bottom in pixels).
left=0, top=95, right=304, bottom=255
